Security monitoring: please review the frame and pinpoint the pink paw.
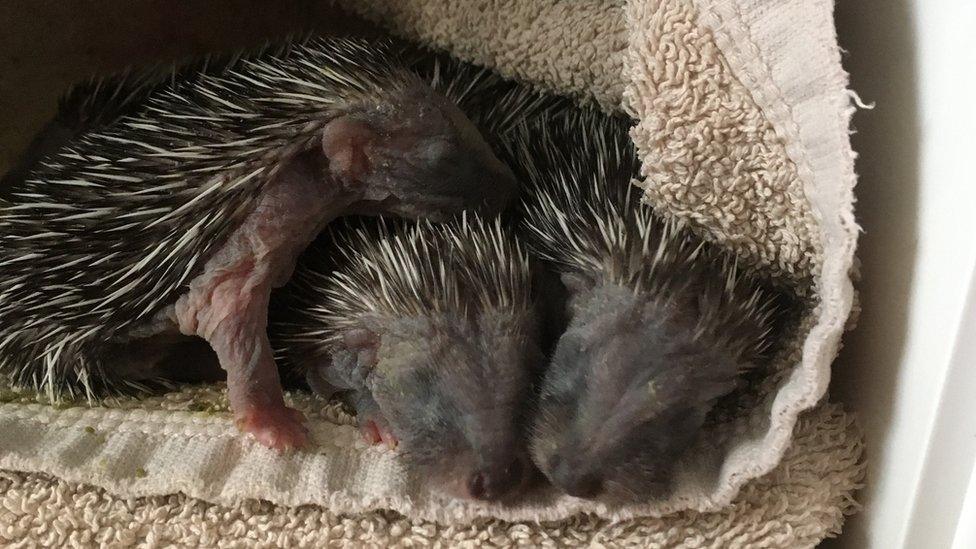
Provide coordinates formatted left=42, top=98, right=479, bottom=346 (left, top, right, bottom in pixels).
left=236, top=405, right=308, bottom=451
left=361, top=419, right=398, bottom=449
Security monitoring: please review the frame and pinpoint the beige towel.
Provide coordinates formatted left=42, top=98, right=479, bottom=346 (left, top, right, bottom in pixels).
left=0, top=404, right=863, bottom=547
left=0, top=0, right=862, bottom=543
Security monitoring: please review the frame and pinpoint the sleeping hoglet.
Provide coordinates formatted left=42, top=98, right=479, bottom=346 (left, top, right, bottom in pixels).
left=0, top=37, right=517, bottom=450
left=503, top=109, right=792, bottom=501
left=271, top=214, right=540, bottom=501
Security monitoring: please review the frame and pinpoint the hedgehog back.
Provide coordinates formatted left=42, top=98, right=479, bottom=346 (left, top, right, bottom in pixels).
left=0, top=37, right=413, bottom=393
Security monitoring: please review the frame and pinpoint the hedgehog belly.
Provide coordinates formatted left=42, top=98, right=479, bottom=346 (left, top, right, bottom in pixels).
left=170, top=151, right=355, bottom=450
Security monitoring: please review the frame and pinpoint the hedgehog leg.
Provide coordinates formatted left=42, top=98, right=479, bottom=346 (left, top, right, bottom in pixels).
left=350, top=391, right=398, bottom=449
left=199, top=284, right=309, bottom=451
left=173, top=254, right=310, bottom=451
left=173, top=153, right=359, bottom=451
left=328, top=331, right=398, bottom=448
left=302, top=357, right=396, bottom=448
left=179, top=292, right=306, bottom=450
left=309, top=335, right=398, bottom=449
left=180, top=301, right=310, bottom=452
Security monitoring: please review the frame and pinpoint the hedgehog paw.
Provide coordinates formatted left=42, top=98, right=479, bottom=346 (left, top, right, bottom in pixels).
left=236, top=405, right=308, bottom=451
left=361, top=419, right=398, bottom=450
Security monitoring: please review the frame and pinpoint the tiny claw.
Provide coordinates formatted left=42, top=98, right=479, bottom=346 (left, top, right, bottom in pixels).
left=235, top=405, right=308, bottom=451
left=362, top=420, right=383, bottom=445
left=360, top=419, right=398, bottom=449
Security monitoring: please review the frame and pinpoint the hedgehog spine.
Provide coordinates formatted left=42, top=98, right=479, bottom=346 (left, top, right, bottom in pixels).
left=503, top=108, right=782, bottom=363
left=273, top=212, right=533, bottom=360
left=0, top=37, right=507, bottom=403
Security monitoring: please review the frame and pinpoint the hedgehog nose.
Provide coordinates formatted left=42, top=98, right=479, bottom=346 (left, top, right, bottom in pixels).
left=467, top=459, right=523, bottom=501
left=550, top=458, right=603, bottom=499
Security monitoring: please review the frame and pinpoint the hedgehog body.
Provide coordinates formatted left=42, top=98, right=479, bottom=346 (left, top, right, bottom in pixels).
left=503, top=109, right=791, bottom=501
left=0, top=36, right=516, bottom=449
left=271, top=213, right=539, bottom=501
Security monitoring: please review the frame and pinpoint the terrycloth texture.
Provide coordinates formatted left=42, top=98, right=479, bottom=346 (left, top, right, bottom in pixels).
left=0, top=404, right=864, bottom=548
left=0, top=0, right=861, bottom=539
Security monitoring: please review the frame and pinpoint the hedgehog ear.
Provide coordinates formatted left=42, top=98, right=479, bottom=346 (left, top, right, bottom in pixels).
left=560, top=272, right=595, bottom=294
left=321, top=116, right=378, bottom=184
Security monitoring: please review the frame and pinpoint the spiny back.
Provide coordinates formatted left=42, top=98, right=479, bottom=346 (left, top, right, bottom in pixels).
left=0, top=37, right=416, bottom=338
left=0, top=37, right=433, bottom=399
left=274, top=214, right=533, bottom=356
left=503, top=108, right=786, bottom=362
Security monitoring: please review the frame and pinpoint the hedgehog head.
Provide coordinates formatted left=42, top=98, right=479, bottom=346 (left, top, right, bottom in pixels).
left=503, top=107, right=787, bottom=501
left=278, top=215, right=538, bottom=501
left=322, top=80, right=518, bottom=221
left=332, top=307, right=538, bottom=501
left=530, top=281, right=749, bottom=501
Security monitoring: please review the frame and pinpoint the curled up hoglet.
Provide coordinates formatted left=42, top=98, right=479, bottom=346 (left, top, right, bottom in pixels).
left=500, top=109, right=792, bottom=502
left=271, top=214, right=541, bottom=501
left=0, top=37, right=517, bottom=450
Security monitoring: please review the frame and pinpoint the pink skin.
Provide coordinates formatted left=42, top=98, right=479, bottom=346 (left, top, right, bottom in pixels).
left=175, top=119, right=368, bottom=451
left=361, top=418, right=399, bottom=449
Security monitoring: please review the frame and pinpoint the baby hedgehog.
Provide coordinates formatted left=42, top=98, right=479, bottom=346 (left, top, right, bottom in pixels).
left=505, top=109, right=789, bottom=501
left=271, top=214, right=539, bottom=501
left=0, top=37, right=516, bottom=450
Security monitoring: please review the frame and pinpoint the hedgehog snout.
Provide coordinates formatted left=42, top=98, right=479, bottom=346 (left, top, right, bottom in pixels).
left=466, top=456, right=525, bottom=501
